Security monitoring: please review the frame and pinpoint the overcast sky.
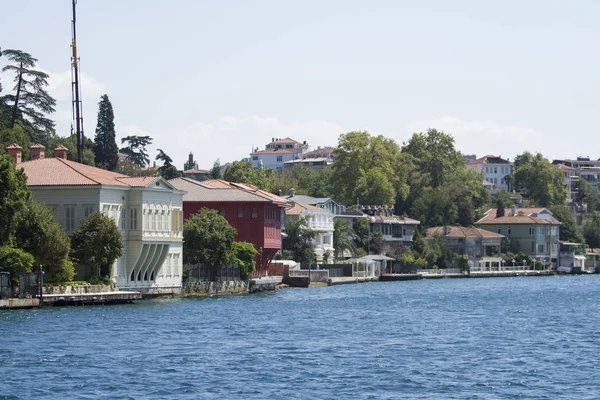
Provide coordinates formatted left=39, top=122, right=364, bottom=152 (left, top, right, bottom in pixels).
left=2, top=0, right=599, bottom=168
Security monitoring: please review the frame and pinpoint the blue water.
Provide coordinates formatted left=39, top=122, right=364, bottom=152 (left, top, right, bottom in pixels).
left=2, top=275, right=600, bottom=399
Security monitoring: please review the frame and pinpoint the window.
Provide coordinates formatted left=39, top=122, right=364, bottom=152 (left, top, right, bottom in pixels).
left=508, top=227, right=512, bottom=235
left=130, top=208, right=138, bottom=230
left=238, top=207, right=244, bottom=218
left=531, top=241, right=535, bottom=252
left=276, top=155, right=283, bottom=162
left=66, top=206, right=75, bottom=230
left=120, top=207, right=126, bottom=230
left=143, top=209, right=149, bottom=230
left=494, top=167, right=497, bottom=174
left=252, top=156, right=258, bottom=161
left=497, top=227, right=502, bottom=234
left=538, top=244, right=544, bottom=253
left=219, top=207, right=226, bottom=217
left=161, top=210, right=166, bottom=231
left=102, top=204, right=110, bottom=215
left=252, top=207, right=258, bottom=218
left=84, top=205, right=94, bottom=218
left=529, top=227, right=534, bottom=235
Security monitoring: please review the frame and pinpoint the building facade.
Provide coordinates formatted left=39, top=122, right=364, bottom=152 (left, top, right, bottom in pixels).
left=9, top=144, right=185, bottom=293
left=250, top=137, right=310, bottom=171
left=467, top=155, right=514, bottom=194
left=169, top=177, right=288, bottom=276
left=476, top=207, right=561, bottom=265
left=285, top=201, right=335, bottom=264
left=356, top=205, right=420, bottom=250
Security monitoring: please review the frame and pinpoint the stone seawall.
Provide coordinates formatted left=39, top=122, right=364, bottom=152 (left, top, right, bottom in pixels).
left=183, top=280, right=249, bottom=296
left=43, top=284, right=114, bottom=295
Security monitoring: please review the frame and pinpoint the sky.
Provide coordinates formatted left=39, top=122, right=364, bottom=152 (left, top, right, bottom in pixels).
left=2, top=0, right=599, bottom=169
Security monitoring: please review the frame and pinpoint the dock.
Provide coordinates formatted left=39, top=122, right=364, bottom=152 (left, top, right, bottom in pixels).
left=379, top=274, right=423, bottom=281
left=328, top=276, right=378, bottom=285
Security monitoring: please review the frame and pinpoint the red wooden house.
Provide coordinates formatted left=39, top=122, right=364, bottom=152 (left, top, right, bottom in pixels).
left=169, top=178, right=288, bottom=276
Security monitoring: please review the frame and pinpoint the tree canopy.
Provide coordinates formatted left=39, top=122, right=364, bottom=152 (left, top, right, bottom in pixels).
left=93, top=94, right=119, bottom=171
left=514, top=152, right=567, bottom=207
left=0, top=153, right=30, bottom=246
left=1, top=49, right=56, bottom=139
left=71, top=212, right=123, bottom=278
left=282, top=216, right=316, bottom=265
left=156, top=149, right=179, bottom=179
left=120, top=135, right=153, bottom=168
left=183, top=208, right=237, bottom=266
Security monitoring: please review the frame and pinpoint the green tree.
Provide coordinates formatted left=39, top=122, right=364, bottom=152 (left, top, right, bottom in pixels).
left=183, top=208, right=237, bottom=267
left=71, top=212, right=123, bottom=278
left=119, top=135, right=153, bottom=168
left=514, top=152, right=567, bottom=206
left=210, top=159, right=223, bottom=179
left=0, top=153, right=30, bottom=246
left=583, top=211, right=600, bottom=249
left=223, top=161, right=274, bottom=191
left=548, top=205, right=585, bottom=243
left=282, top=216, right=316, bottom=266
left=402, top=128, right=465, bottom=189
left=0, top=246, right=35, bottom=288
left=156, top=149, right=179, bottom=179
left=333, top=218, right=357, bottom=260
left=352, top=216, right=371, bottom=253
left=1, top=49, right=56, bottom=138
left=331, top=131, right=409, bottom=206
left=233, top=241, right=258, bottom=278
left=47, top=134, right=95, bottom=165
left=410, top=187, right=458, bottom=228
left=496, top=200, right=506, bottom=217
left=14, top=200, right=74, bottom=282
left=93, top=94, right=119, bottom=171
left=586, top=193, right=600, bottom=213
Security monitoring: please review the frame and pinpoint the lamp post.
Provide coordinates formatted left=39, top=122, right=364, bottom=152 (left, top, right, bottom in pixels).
left=512, top=259, right=516, bottom=271
left=38, top=265, right=44, bottom=303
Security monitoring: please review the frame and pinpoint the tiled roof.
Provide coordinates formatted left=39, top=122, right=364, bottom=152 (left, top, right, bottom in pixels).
left=6, top=143, right=22, bottom=149
left=467, top=155, right=511, bottom=165
left=170, top=177, right=270, bottom=203
left=20, top=158, right=133, bottom=186
left=251, top=149, right=297, bottom=155
left=271, top=137, right=299, bottom=144
left=116, top=176, right=159, bottom=187
left=286, top=201, right=327, bottom=216
left=476, top=208, right=560, bottom=225
left=183, top=168, right=210, bottom=174
left=202, top=180, right=289, bottom=205
left=427, top=226, right=504, bottom=239
left=301, top=147, right=334, bottom=158
left=368, top=215, right=420, bottom=225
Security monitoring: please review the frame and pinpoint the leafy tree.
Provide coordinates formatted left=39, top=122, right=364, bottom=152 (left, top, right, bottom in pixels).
left=271, top=166, right=332, bottom=198
left=233, top=241, right=258, bottom=278
left=496, top=200, right=506, bottom=217
left=282, top=216, right=316, bottom=266
left=573, top=175, right=598, bottom=203
left=183, top=208, right=237, bottom=267
left=352, top=217, right=371, bottom=253
left=1, top=49, right=56, bottom=138
left=93, top=94, right=119, bottom=171
left=47, top=134, right=95, bottom=165
left=583, top=211, right=600, bottom=249
left=495, top=189, right=514, bottom=209
left=548, top=205, right=584, bottom=243
left=210, top=159, right=223, bottom=179
left=0, top=246, right=35, bottom=287
left=71, top=212, right=123, bottom=278
left=402, top=128, right=465, bottom=189
left=514, top=152, right=567, bottom=206
left=223, top=161, right=274, bottom=191
left=586, top=193, right=600, bottom=213
left=155, top=149, right=179, bottom=179
left=369, top=231, right=386, bottom=255
left=333, top=218, right=357, bottom=259
left=0, top=153, right=30, bottom=246
left=423, top=234, right=455, bottom=268
left=14, top=200, right=74, bottom=282
left=119, top=135, right=153, bottom=168
left=410, top=187, right=458, bottom=228
left=331, top=131, right=409, bottom=206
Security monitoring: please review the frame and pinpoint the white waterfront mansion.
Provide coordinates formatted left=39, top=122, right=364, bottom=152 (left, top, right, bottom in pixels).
left=285, top=200, right=335, bottom=264
left=7, top=144, right=185, bottom=293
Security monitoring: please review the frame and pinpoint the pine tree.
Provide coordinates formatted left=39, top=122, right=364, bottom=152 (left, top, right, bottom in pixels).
left=1, top=49, right=56, bottom=140
left=93, top=94, right=119, bottom=170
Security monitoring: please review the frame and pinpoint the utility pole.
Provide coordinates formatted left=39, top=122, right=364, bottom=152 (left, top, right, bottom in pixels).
left=71, top=0, right=84, bottom=163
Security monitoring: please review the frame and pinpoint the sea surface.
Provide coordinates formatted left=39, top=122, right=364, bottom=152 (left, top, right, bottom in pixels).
left=1, top=275, right=600, bottom=399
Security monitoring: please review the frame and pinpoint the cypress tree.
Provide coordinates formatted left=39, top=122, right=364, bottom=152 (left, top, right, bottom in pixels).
left=93, top=94, right=119, bottom=170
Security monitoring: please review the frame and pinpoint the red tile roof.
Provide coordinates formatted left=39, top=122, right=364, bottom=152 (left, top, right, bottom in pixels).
left=183, top=168, right=210, bottom=174
left=427, top=226, right=504, bottom=238
left=467, top=155, right=510, bottom=165
left=202, top=179, right=289, bottom=206
left=169, top=177, right=272, bottom=203
left=476, top=208, right=560, bottom=225
left=271, top=137, right=299, bottom=144
left=251, top=148, right=297, bottom=155
left=286, top=201, right=326, bottom=215
left=367, top=214, right=420, bottom=225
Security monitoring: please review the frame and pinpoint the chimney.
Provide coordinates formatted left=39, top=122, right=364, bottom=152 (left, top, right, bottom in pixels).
left=290, top=188, right=295, bottom=197
left=53, top=145, right=69, bottom=159
left=511, top=206, right=517, bottom=216
left=6, top=143, right=23, bottom=164
left=188, top=152, right=194, bottom=165
left=30, top=144, right=45, bottom=160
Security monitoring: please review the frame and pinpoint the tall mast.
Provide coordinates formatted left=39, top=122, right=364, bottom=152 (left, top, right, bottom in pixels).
left=71, top=0, right=84, bottom=163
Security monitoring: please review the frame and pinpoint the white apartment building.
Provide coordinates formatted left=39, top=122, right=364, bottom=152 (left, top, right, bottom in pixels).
left=250, top=137, right=310, bottom=171
left=467, top=155, right=515, bottom=194
left=285, top=200, right=335, bottom=264
left=7, top=144, right=185, bottom=293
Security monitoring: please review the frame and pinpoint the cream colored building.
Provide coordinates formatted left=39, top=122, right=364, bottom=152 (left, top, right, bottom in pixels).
left=7, top=144, right=185, bottom=293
